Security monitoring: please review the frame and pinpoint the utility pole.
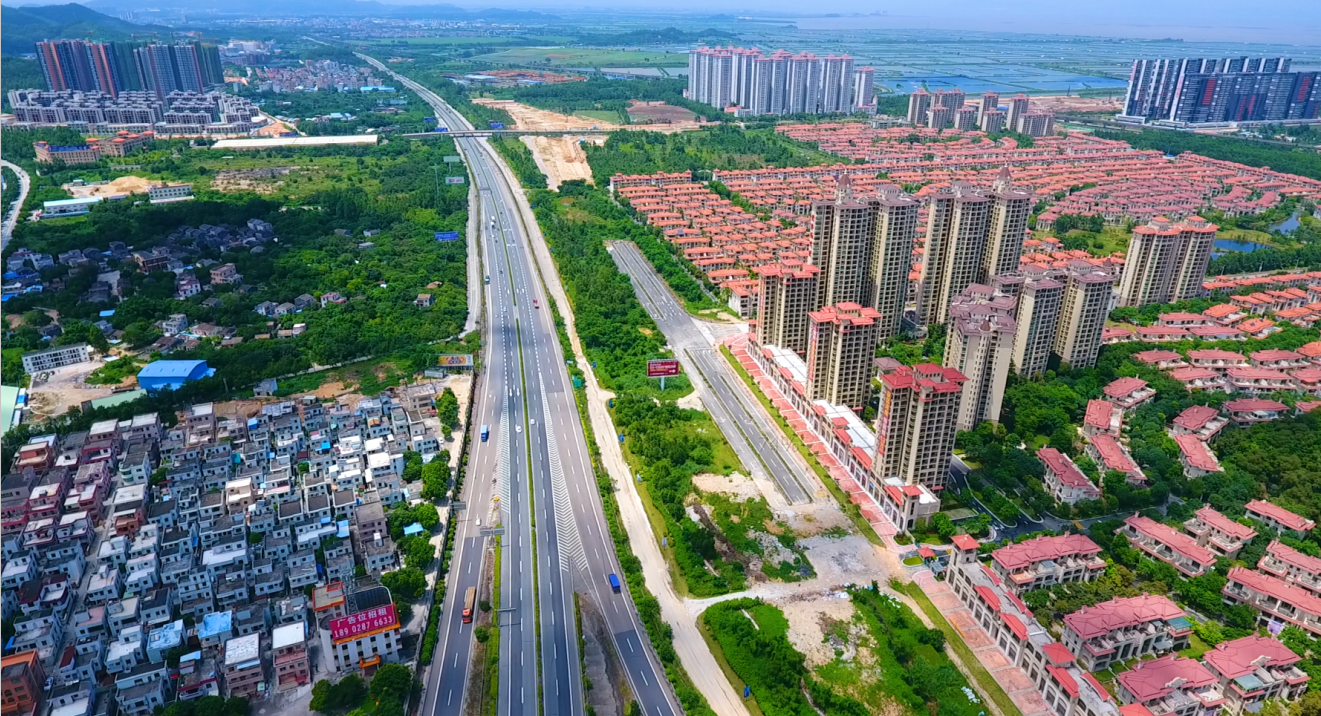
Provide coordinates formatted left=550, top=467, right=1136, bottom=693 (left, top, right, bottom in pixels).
left=432, top=165, right=440, bottom=207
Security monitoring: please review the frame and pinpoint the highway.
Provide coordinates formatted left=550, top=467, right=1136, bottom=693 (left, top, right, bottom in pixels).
left=360, top=53, right=679, bottom=716
left=608, top=241, right=815, bottom=505
left=1, top=159, right=31, bottom=251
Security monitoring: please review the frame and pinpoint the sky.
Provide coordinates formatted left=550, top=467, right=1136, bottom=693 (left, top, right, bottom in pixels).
left=463, top=0, right=1321, bottom=44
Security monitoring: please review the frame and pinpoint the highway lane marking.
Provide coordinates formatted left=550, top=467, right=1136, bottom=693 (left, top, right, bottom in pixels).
left=626, top=637, right=634, bottom=652
left=446, top=690, right=452, bottom=706
left=453, top=652, right=459, bottom=666
left=640, top=672, right=648, bottom=686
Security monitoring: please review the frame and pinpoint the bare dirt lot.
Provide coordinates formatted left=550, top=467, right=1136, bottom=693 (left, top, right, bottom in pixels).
left=63, top=176, right=160, bottom=198
left=474, top=98, right=620, bottom=132
left=627, top=100, right=702, bottom=126
left=1021, top=94, right=1123, bottom=113
left=26, top=362, right=113, bottom=417
left=521, top=135, right=602, bottom=190
left=212, top=167, right=296, bottom=194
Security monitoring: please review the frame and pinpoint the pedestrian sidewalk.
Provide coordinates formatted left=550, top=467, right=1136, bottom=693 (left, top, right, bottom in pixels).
left=721, top=333, right=899, bottom=541
left=912, top=570, right=1050, bottom=716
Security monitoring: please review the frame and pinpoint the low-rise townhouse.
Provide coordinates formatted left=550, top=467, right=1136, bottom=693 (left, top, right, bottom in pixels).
left=1115, top=655, right=1224, bottom=716
left=1257, top=540, right=1321, bottom=596
left=1173, top=435, right=1223, bottom=477
left=1222, top=567, right=1321, bottom=636
left=1182, top=506, right=1255, bottom=557
left=1118, top=515, right=1217, bottom=577
left=1061, top=594, right=1192, bottom=672
left=1086, top=434, right=1145, bottom=484
left=1201, top=635, right=1310, bottom=716
left=1104, top=377, right=1157, bottom=412
left=1039, top=448, right=1102, bottom=505
left=990, top=533, right=1106, bottom=595
left=1083, top=400, right=1122, bottom=438
left=1169, top=405, right=1229, bottom=441
left=1243, top=500, right=1315, bottom=537
left=1223, top=399, right=1288, bottom=426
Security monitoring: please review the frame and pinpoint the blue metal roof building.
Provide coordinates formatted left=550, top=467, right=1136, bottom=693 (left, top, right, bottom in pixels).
left=137, top=360, right=215, bottom=392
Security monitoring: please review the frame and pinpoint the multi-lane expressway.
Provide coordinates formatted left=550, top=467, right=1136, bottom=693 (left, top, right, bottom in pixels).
left=358, top=54, right=680, bottom=716
left=607, top=242, right=815, bottom=506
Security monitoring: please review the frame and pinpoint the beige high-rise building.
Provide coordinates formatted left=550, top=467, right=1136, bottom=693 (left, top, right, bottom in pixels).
left=756, top=260, right=821, bottom=354
left=927, top=105, right=955, bottom=128
left=807, top=302, right=882, bottom=410
left=1054, top=262, right=1117, bottom=369
left=918, top=182, right=991, bottom=326
left=1116, top=216, right=1218, bottom=308
left=907, top=89, right=931, bottom=125
left=980, top=109, right=1006, bottom=133
left=1005, top=94, right=1030, bottom=131
left=1012, top=270, right=1066, bottom=377
left=983, top=168, right=1033, bottom=280
left=873, top=362, right=967, bottom=490
left=812, top=175, right=878, bottom=308
left=945, top=285, right=1017, bottom=431
left=978, top=92, right=999, bottom=124
left=811, top=178, right=917, bottom=339
left=868, top=188, right=919, bottom=340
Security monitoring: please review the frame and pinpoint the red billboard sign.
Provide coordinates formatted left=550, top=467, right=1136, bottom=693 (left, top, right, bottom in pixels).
left=647, top=359, right=681, bottom=378
left=329, top=604, right=398, bottom=642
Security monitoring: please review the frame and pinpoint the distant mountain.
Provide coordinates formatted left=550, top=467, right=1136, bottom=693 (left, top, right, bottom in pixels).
left=61, top=0, right=550, bottom=20
left=578, top=27, right=737, bottom=45
left=0, top=3, right=171, bottom=55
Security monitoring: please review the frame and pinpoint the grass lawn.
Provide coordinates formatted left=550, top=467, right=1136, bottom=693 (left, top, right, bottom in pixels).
left=676, top=418, right=743, bottom=475
left=902, top=583, right=1024, bottom=716
left=573, top=110, right=624, bottom=124
left=1180, top=633, right=1212, bottom=660
left=902, top=556, right=923, bottom=566
left=719, top=345, right=882, bottom=546
left=697, top=617, right=767, bottom=716
left=470, top=47, right=689, bottom=67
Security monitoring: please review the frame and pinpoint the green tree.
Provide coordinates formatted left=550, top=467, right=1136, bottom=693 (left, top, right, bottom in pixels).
left=381, top=567, right=427, bottom=600
left=436, top=387, right=460, bottom=431
left=369, top=663, right=413, bottom=703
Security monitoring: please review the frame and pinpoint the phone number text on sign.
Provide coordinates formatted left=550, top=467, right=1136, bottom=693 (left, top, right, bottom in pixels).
left=329, top=605, right=397, bottom=640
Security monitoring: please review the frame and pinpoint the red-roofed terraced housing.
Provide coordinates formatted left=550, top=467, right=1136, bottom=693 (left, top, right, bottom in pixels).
left=1039, top=447, right=1102, bottom=506
left=1222, top=567, right=1321, bottom=636
left=1061, top=594, right=1192, bottom=671
left=1244, top=500, right=1316, bottom=537
left=1201, top=635, right=1310, bottom=715
left=1118, top=514, right=1217, bottom=578
left=1104, top=377, right=1157, bottom=412
left=1173, top=434, right=1224, bottom=478
left=1183, top=505, right=1255, bottom=558
left=1258, top=540, right=1321, bottom=597
left=990, top=533, right=1106, bottom=595
left=1223, top=399, right=1288, bottom=426
left=1115, top=655, right=1224, bottom=716
left=1086, top=433, right=1145, bottom=483
left=1083, top=399, right=1121, bottom=437
left=1169, top=405, right=1230, bottom=441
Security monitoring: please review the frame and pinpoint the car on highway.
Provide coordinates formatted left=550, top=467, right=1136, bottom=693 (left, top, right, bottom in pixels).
left=533, top=298, right=539, bottom=309
left=608, top=573, right=621, bottom=593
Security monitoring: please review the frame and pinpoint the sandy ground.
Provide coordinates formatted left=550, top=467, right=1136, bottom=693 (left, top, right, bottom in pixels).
left=63, top=175, right=159, bottom=198
left=692, top=471, right=760, bottom=502
left=474, top=98, right=621, bottom=132
left=778, top=588, right=857, bottom=668
left=970, top=94, right=1121, bottom=114
left=211, top=167, right=295, bottom=194
left=675, top=391, right=704, bottom=411
left=521, top=135, right=602, bottom=190
left=25, top=361, right=112, bottom=417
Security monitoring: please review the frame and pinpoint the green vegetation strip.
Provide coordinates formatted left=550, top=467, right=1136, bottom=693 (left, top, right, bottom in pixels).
left=900, top=582, right=1022, bottom=716
left=536, top=290, right=716, bottom=716
left=484, top=536, right=502, bottom=716
left=718, top=345, right=881, bottom=546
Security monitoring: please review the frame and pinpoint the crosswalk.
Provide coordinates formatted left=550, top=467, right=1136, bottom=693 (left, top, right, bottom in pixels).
left=543, top=391, right=589, bottom=572
left=498, top=407, right=512, bottom=523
